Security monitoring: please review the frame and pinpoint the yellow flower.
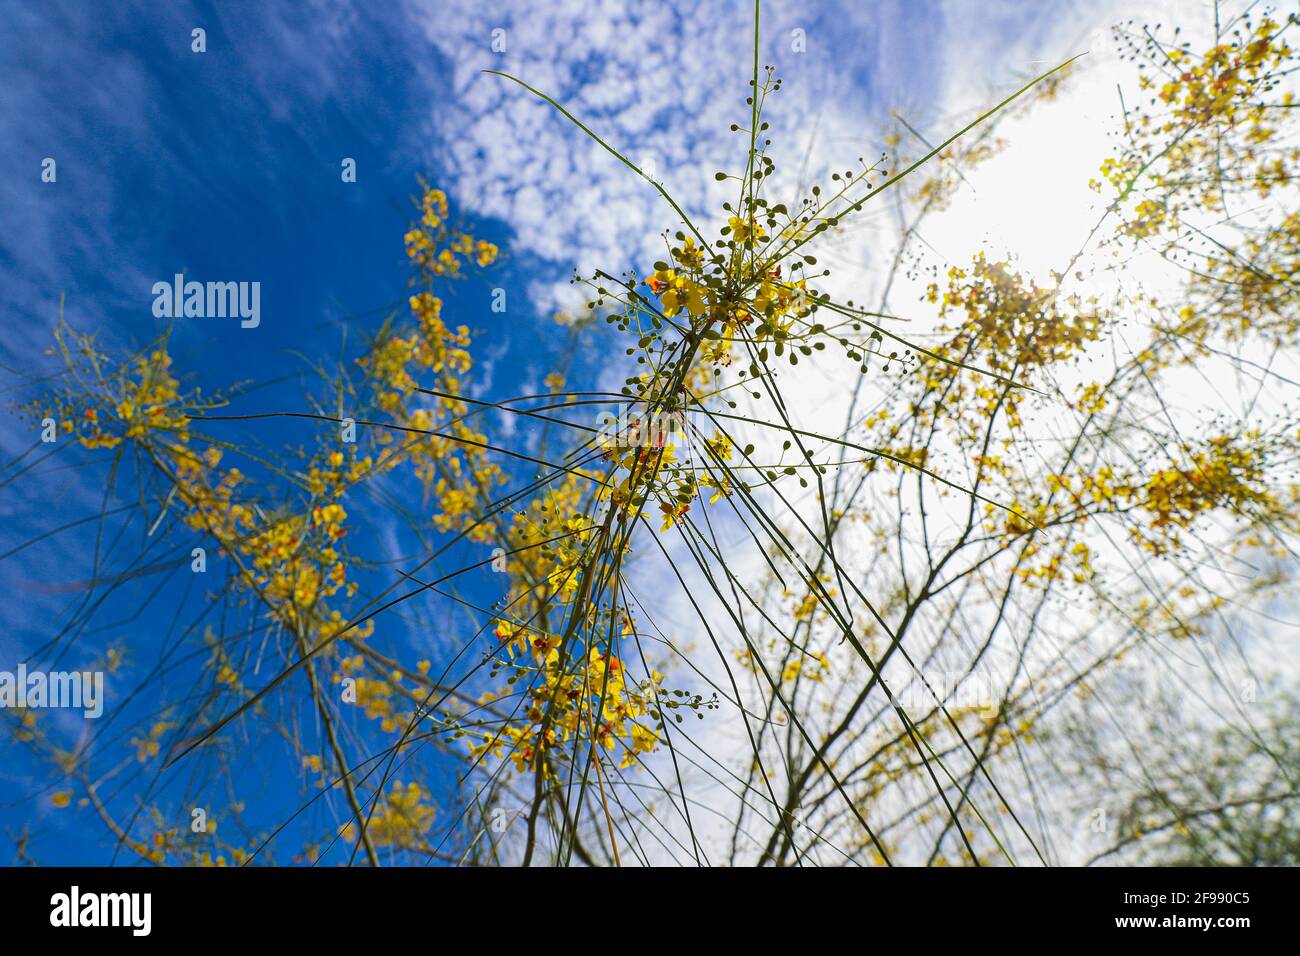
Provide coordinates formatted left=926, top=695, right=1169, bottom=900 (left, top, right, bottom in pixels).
left=659, top=500, right=690, bottom=531
left=648, top=268, right=706, bottom=318
left=674, top=235, right=704, bottom=269
left=728, top=215, right=765, bottom=244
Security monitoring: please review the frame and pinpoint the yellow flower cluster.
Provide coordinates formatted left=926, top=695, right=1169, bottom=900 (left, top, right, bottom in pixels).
left=471, top=624, right=667, bottom=773
left=61, top=344, right=188, bottom=450
left=362, top=185, right=504, bottom=542
left=1096, top=18, right=1297, bottom=266
left=925, top=254, right=1102, bottom=377
left=403, top=186, right=499, bottom=275
left=341, top=781, right=436, bottom=850
left=1134, top=435, right=1272, bottom=552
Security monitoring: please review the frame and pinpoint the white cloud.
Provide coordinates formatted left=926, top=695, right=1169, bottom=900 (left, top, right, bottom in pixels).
left=411, top=0, right=1125, bottom=318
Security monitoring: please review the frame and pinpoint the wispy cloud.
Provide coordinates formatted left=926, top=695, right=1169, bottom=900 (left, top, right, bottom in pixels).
left=410, top=0, right=1100, bottom=313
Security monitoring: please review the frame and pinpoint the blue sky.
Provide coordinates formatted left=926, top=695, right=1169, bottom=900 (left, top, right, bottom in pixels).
left=0, top=0, right=1102, bottom=864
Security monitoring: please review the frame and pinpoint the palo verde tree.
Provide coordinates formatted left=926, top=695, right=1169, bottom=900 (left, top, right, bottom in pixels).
left=5, top=1, right=1296, bottom=867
